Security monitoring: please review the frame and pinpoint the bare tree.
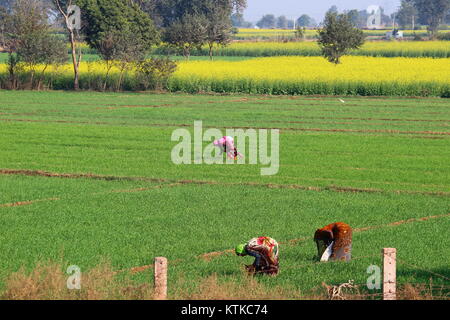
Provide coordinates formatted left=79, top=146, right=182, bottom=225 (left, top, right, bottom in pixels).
left=53, top=0, right=82, bottom=90
left=3, top=0, right=66, bottom=89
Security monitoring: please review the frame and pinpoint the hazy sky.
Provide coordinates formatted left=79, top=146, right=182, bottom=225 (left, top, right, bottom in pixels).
left=244, top=0, right=401, bottom=23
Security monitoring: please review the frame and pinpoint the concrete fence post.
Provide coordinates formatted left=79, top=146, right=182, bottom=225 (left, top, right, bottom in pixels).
left=154, top=257, right=168, bottom=300
left=382, top=248, right=396, bottom=300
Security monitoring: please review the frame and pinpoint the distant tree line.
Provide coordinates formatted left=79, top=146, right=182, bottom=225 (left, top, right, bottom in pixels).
left=395, top=0, right=450, bottom=37
left=248, top=1, right=450, bottom=36
left=252, top=14, right=317, bottom=29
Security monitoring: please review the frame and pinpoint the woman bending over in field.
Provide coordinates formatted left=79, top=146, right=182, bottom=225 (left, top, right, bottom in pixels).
left=314, top=222, right=352, bottom=262
left=213, top=136, right=243, bottom=160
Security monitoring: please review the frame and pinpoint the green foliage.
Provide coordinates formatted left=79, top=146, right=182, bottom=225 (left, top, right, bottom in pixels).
left=231, top=12, right=252, bottom=28
left=161, top=0, right=237, bottom=59
left=397, top=0, right=418, bottom=29
left=149, top=0, right=246, bottom=27
left=294, top=26, right=306, bottom=40
left=437, top=32, right=450, bottom=40
left=256, top=14, right=276, bottom=29
left=135, top=57, right=177, bottom=90
left=3, top=0, right=67, bottom=88
left=318, top=12, right=365, bottom=64
left=0, top=92, right=449, bottom=294
left=413, top=0, right=450, bottom=37
left=79, top=0, right=159, bottom=55
left=164, top=13, right=209, bottom=58
left=296, top=14, right=315, bottom=28
left=276, top=15, right=289, bottom=29
left=0, top=5, right=11, bottom=48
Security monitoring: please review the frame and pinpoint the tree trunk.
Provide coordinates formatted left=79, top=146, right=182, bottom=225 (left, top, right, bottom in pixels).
left=209, top=43, right=213, bottom=61
left=29, top=68, right=35, bottom=90
left=36, top=64, right=49, bottom=90
left=183, top=46, right=190, bottom=60
left=68, top=28, right=80, bottom=90
left=103, top=62, right=113, bottom=91
left=117, top=64, right=127, bottom=91
left=8, top=52, right=17, bottom=89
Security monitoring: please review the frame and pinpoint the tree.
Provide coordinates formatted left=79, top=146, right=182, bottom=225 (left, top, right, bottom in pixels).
left=145, top=0, right=246, bottom=27
left=79, top=0, right=160, bottom=89
left=231, top=12, right=252, bottom=28
left=164, top=13, right=208, bottom=59
left=135, top=57, right=177, bottom=90
left=0, top=0, right=14, bottom=11
left=0, top=5, right=11, bottom=49
left=296, top=14, right=314, bottom=27
left=6, top=0, right=66, bottom=89
left=326, top=5, right=338, bottom=15
left=294, top=26, right=306, bottom=40
left=277, top=15, right=288, bottom=29
left=80, top=0, right=159, bottom=51
left=287, top=19, right=295, bottom=29
left=346, top=9, right=359, bottom=26
left=204, top=1, right=233, bottom=60
left=149, top=0, right=243, bottom=58
left=53, top=0, right=84, bottom=90
left=413, top=0, right=450, bottom=37
left=317, top=12, right=365, bottom=64
left=256, top=14, right=276, bottom=28
left=397, top=0, right=418, bottom=29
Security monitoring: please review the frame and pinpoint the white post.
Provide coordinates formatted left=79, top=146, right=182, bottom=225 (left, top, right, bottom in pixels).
left=154, top=257, right=168, bottom=300
left=382, top=248, right=396, bottom=300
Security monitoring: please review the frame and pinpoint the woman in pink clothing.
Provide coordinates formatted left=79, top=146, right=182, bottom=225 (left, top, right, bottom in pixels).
left=213, top=136, right=242, bottom=160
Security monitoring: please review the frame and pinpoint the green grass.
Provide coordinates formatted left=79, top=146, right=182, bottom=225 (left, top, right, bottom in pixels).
left=0, top=91, right=449, bottom=297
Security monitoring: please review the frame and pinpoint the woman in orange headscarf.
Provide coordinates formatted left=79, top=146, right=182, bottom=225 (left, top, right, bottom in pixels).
left=314, top=222, right=352, bottom=262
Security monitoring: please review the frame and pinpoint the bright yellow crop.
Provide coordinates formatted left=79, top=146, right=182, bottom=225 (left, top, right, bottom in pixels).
left=211, top=41, right=450, bottom=58
left=174, top=56, right=450, bottom=84
left=1, top=56, right=449, bottom=96
left=226, top=40, right=450, bottom=52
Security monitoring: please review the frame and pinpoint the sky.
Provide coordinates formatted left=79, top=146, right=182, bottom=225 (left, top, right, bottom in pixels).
left=243, top=0, right=401, bottom=23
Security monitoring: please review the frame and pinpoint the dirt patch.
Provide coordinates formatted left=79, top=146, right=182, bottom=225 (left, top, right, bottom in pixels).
left=199, top=249, right=234, bottom=261
left=0, top=197, right=60, bottom=208
left=279, top=127, right=450, bottom=136
left=110, top=183, right=183, bottom=193
left=0, top=169, right=167, bottom=183
left=2, top=168, right=449, bottom=197
left=0, top=182, right=184, bottom=208
left=0, top=118, right=110, bottom=125
left=96, top=104, right=173, bottom=110
left=273, top=119, right=450, bottom=128
left=2, top=117, right=449, bottom=136
left=353, top=212, right=450, bottom=233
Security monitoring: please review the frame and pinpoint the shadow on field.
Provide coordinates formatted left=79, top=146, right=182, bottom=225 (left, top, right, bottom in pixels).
left=398, top=267, right=450, bottom=283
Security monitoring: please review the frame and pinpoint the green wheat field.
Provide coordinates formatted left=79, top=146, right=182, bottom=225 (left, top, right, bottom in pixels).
left=0, top=91, right=449, bottom=297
